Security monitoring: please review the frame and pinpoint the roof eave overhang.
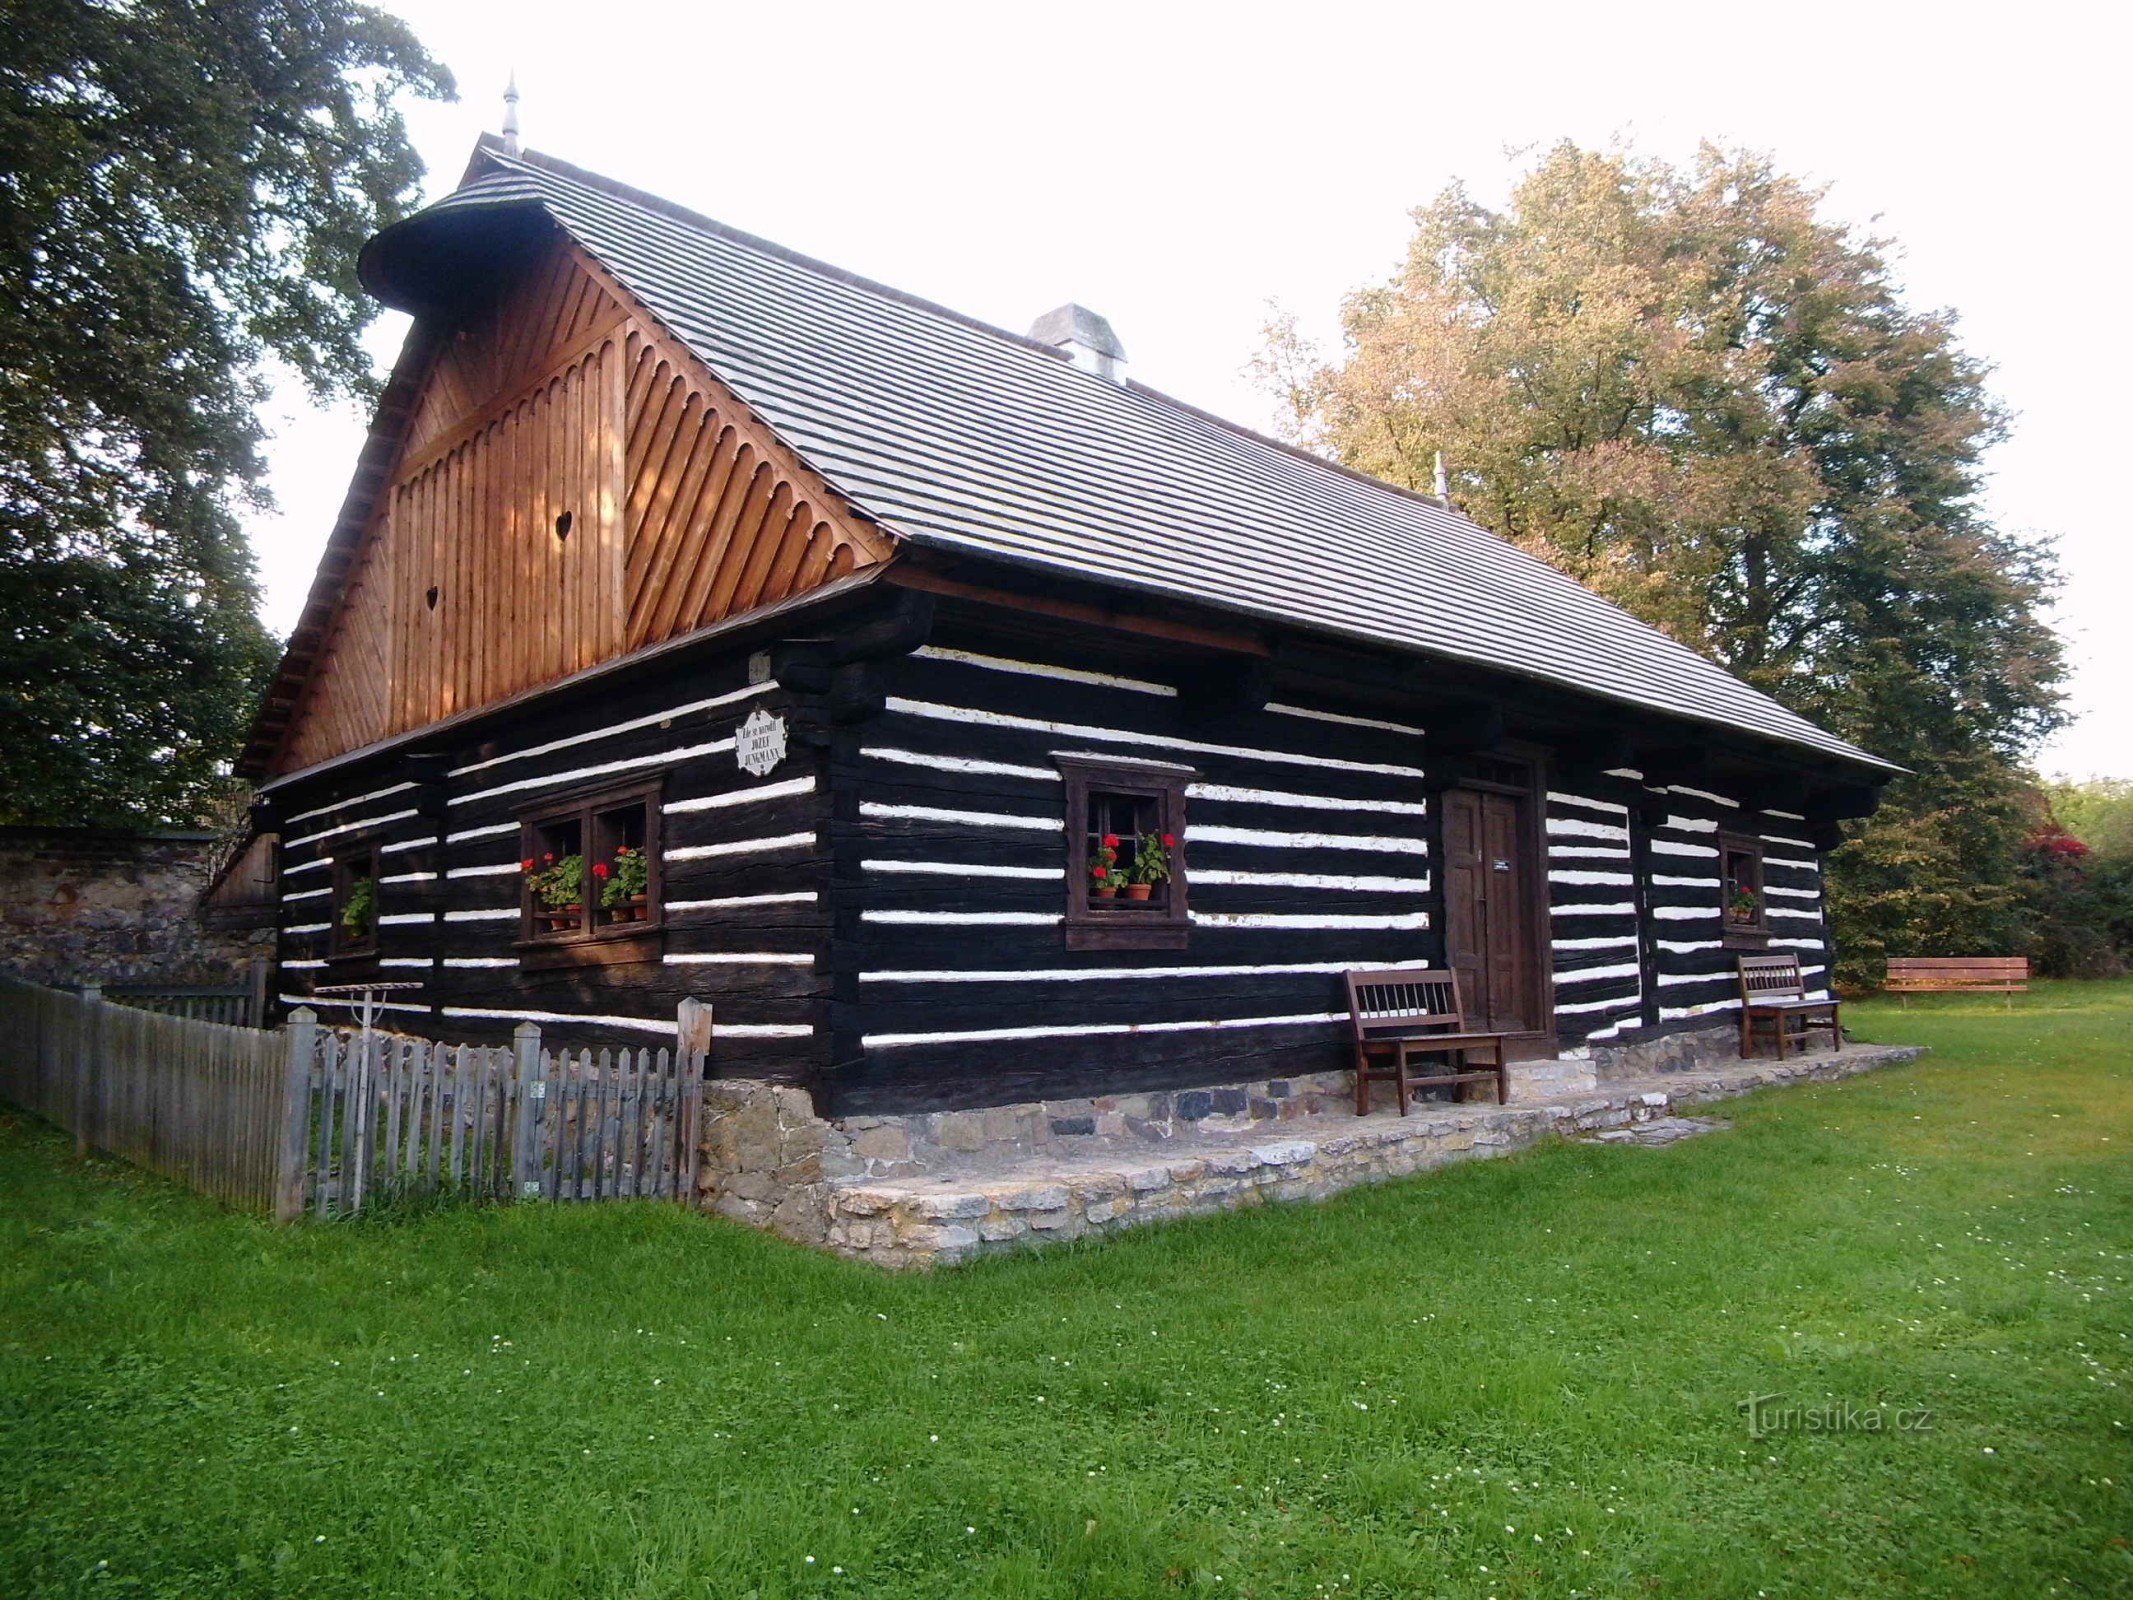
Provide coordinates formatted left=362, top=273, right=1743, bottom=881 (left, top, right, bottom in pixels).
left=889, top=544, right=1903, bottom=785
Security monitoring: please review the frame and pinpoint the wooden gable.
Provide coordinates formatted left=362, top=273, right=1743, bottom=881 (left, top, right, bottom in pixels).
left=272, top=233, right=892, bottom=775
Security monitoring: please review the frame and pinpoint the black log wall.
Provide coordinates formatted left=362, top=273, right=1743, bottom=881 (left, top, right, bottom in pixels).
left=270, top=613, right=1838, bottom=1111
left=273, top=646, right=831, bottom=1074
left=1543, top=774, right=1833, bottom=1050
left=823, top=635, right=1442, bottom=1112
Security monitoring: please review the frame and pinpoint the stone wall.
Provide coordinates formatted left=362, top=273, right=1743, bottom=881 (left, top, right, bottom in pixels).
left=694, top=1039, right=1926, bottom=1269
left=0, top=827, right=271, bottom=989
left=1588, top=1020, right=1742, bottom=1081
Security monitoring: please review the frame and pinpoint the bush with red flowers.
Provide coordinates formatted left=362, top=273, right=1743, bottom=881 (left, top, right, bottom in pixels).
left=1129, top=831, right=1175, bottom=888
left=1091, top=832, right=1120, bottom=897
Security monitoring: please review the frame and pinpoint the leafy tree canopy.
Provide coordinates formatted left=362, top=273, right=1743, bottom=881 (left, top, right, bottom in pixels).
left=0, top=0, right=453, bottom=828
left=1260, top=141, right=2067, bottom=980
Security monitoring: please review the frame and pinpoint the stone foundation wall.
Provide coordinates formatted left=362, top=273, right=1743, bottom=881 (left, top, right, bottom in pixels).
left=0, top=827, right=271, bottom=989
left=694, top=1041, right=1926, bottom=1269
left=833, top=1068, right=1362, bottom=1177
left=1588, top=1020, right=1741, bottom=1081
left=817, top=1045, right=1924, bottom=1269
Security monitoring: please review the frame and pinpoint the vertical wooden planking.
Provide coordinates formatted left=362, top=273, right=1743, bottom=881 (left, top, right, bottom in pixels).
left=570, top=1047, right=593, bottom=1202
left=677, top=1000, right=711, bottom=1208
left=644, top=1048, right=671, bottom=1201
left=402, top=1038, right=427, bottom=1186
left=510, top=1024, right=543, bottom=1202
left=425, top=1039, right=447, bottom=1191
left=447, top=1041, right=471, bottom=1192
left=591, top=1048, right=615, bottom=1199
left=313, top=1032, right=339, bottom=1220
left=619, top=1049, right=644, bottom=1200
left=72, top=984, right=102, bottom=1158
left=346, top=1032, right=374, bottom=1215
left=382, top=1036, right=405, bottom=1186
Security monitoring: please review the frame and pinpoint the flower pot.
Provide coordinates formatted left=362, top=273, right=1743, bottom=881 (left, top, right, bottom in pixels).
left=1123, top=883, right=1153, bottom=902
left=536, top=904, right=582, bottom=932
left=606, top=895, right=648, bottom=924
left=1092, top=887, right=1118, bottom=902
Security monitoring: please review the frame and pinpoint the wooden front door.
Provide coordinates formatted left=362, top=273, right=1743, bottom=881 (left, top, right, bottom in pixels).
left=1443, top=785, right=1545, bottom=1034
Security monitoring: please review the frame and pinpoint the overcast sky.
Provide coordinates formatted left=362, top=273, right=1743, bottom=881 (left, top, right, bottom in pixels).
left=247, top=0, right=2129, bottom=779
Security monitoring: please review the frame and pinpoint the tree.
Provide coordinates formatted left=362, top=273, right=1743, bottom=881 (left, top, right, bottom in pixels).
left=1259, top=141, right=2065, bottom=982
left=0, top=0, right=453, bottom=827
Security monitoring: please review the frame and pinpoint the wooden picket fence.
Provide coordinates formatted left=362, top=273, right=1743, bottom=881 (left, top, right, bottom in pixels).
left=107, top=957, right=271, bottom=1028
left=0, top=974, right=285, bottom=1209
left=283, top=1009, right=708, bottom=1220
left=0, top=973, right=709, bottom=1221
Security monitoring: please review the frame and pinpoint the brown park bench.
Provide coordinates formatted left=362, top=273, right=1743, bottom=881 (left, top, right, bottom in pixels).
left=1884, top=956, right=2029, bottom=1008
left=1735, top=953, right=1842, bottom=1059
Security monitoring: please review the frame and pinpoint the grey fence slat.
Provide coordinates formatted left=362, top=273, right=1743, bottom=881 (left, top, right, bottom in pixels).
left=510, top=1026, right=542, bottom=1202
left=589, top=1049, right=610, bottom=1200
left=446, top=1044, right=470, bottom=1190
left=382, top=1038, right=404, bottom=1187
left=647, top=1049, right=672, bottom=1202
left=314, top=1033, right=339, bottom=1219
left=402, top=1040, right=425, bottom=1182
left=539, top=1048, right=561, bottom=1201
left=620, top=1051, right=643, bottom=1200
left=275, top=1011, right=316, bottom=1222
left=425, top=1040, right=447, bottom=1191
left=574, top=1050, right=594, bottom=1201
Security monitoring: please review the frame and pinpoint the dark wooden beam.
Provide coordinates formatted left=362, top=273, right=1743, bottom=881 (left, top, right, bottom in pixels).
left=1424, top=702, right=1505, bottom=761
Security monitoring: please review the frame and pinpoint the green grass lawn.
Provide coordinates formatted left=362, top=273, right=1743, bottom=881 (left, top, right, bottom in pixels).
left=3, top=983, right=2129, bottom=1599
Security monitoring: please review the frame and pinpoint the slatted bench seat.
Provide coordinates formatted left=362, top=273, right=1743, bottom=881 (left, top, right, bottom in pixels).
left=1884, top=957, right=2029, bottom=1008
left=1346, top=968, right=1509, bottom=1114
left=1735, top=953, right=1842, bottom=1060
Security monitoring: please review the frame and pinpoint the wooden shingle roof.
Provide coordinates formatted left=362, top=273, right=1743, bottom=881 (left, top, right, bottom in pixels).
left=346, top=139, right=1892, bottom=776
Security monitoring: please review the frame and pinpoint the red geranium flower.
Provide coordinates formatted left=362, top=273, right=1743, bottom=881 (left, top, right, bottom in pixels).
left=592, top=862, right=610, bottom=878
left=542, top=852, right=554, bottom=864
left=1091, top=864, right=1108, bottom=880
left=1102, top=833, right=1119, bottom=849
left=1161, top=833, right=1176, bottom=849
left=520, top=858, right=534, bottom=872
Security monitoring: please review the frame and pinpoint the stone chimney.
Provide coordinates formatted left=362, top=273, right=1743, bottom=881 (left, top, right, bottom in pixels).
left=1028, top=303, right=1127, bottom=383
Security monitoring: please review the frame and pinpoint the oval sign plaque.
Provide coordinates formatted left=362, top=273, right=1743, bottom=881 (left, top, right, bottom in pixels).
left=736, top=708, right=788, bottom=777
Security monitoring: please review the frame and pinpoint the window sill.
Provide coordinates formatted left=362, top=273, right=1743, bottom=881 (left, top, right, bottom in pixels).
left=515, top=928, right=664, bottom=970
left=1064, top=913, right=1189, bottom=952
left=1722, top=927, right=1772, bottom=950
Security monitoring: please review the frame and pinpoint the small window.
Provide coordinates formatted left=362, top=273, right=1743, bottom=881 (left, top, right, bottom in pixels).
left=518, top=779, right=663, bottom=947
left=1058, top=755, right=1193, bottom=951
left=1720, top=832, right=1768, bottom=945
left=330, top=847, right=381, bottom=959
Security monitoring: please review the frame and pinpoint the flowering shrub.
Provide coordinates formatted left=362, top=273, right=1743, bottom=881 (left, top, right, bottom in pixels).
left=522, top=851, right=584, bottom=911
left=601, top=844, right=648, bottom=908
left=1091, top=832, right=1119, bottom=894
left=1129, top=832, right=1176, bottom=887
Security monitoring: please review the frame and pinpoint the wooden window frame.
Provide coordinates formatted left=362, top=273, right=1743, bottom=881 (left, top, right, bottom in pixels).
left=328, top=845, right=382, bottom=962
left=1719, top=831, right=1770, bottom=949
left=1058, top=754, right=1193, bottom=952
left=514, top=777, right=664, bottom=968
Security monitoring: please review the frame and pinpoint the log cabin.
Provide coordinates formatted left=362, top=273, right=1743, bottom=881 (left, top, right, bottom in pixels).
left=245, top=136, right=1897, bottom=1116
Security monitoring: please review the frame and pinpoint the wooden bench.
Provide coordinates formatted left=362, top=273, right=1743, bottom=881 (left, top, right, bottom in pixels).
left=1346, top=968, right=1510, bottom=1114
left=1884, top=956, right=2029, bottom=1008
left=1736, top=953, right=1842, bottom=1059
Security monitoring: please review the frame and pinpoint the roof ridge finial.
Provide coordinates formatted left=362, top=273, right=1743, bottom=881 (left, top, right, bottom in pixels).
left=1432, top=450, right=1450, bottom=505
left=500, top=71, right=521, bottom=157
